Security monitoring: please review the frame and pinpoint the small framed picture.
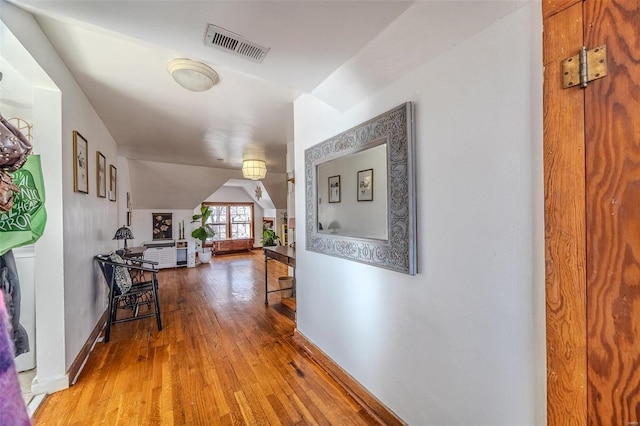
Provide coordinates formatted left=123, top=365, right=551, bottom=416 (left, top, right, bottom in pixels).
left=73, top=131, right=88, bottom=194
left=328, top=175, right=341, bottom=203
left=357, top=168, right=373, bottom=201
left=152, top=213, right=173, bottom=240
left=96, top=152, right=106, bottom=198
left=126, top=211, right=132, bottom=226
left=109, top=165, right=117, bottom=201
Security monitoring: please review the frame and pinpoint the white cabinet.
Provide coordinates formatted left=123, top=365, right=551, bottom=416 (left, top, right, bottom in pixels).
left=143, top=241, right=176, bottom=269
left=176, top=239, right=188, bottom=267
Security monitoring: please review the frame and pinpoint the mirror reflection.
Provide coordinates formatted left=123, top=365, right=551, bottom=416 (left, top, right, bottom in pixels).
left=317, top=143, right=388, bottom=240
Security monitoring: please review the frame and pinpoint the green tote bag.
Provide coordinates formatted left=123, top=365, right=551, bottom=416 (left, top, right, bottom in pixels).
left=0, top=155, right=47, bottom=256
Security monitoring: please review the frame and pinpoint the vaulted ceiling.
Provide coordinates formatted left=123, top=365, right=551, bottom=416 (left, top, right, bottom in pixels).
left=5, top=0, right=528, bottom=209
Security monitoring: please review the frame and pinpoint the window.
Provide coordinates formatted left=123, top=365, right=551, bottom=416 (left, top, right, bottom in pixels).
left=203, top=202, right=254, bottom=241
left=209, top=205, right=227, bottom=240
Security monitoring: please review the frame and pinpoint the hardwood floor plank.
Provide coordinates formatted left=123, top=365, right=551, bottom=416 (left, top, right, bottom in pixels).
left=291, top=393, right=322, bottom=426
left=33, top=252, right=378, bottom=425
left=234, top=390, right=259, bottom=425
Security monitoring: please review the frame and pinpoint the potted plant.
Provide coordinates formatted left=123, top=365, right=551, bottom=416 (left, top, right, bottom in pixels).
left=191, top=205, right=215, bottom=263
left=261, top=225, right=280, bottom=247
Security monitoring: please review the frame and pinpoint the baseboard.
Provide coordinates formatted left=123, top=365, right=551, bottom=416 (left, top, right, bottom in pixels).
left=67, top=309, right=107, bottom=385
left=292, top=330, right=406, bottom=426
left=31, top=374, right=69, bottom=395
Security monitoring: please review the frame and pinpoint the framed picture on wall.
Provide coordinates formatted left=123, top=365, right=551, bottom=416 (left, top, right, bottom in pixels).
left=73, top=131, right=88, bottom=194
left=328, top=175, right=341, bottom=203
left=109, top=165, right=117, bottom=201
left=263, top=217, right=275, bottom=229
left=357, top=168, right=373, bottom=201
left=126, top=211, right=132, bottom=227
left=152, top=213, right=173, bottom=240
left=96, top=152, right=106, bottom=198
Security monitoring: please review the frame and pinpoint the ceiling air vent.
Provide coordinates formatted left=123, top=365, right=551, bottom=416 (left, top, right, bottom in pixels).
left=204, top=24, right=270, bottom=63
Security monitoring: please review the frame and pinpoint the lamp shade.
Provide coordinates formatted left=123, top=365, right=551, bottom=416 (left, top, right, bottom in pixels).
left=113, top=225, right=134, bottom=249
left=167, top=58, right=219, bottom=92
left=242, top=160, right=267, bottom=180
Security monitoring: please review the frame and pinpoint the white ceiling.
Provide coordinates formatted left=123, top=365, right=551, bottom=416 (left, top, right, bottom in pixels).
left=4, top=0, right=529, bottom=208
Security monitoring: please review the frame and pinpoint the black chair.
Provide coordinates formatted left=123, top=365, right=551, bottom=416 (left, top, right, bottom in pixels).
left=94, top=254, right=162, bottom=342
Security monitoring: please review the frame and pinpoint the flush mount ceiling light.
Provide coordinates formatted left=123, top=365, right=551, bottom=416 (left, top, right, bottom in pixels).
left=167, top=58, right=219, bottom=92
left=242, top=160, right=267, bottom=180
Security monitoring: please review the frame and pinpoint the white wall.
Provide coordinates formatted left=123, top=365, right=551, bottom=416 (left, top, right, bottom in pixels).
left=294, top=4, right=544, bottom=425
left=3, top=3, right=121, bottom=392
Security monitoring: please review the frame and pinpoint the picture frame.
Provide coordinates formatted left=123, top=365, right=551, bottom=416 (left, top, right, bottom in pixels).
left=126, top=211, right=132, bottom=227
left=305, top=102, right=416, bottom=275
left=152, top=213, right=173, bottom=240
left=126, top=192, right=132, bottom=210
left=263, top=217, right=275, bottom=229
left=96, top=151, right=106, bottom=198
left=357, top=168, right=373, bottom=201
left=73, top=131, right=89, bottom=194
left=109, top=165, right=117, bottom=201
left=328, top=175, right=341, bottom=203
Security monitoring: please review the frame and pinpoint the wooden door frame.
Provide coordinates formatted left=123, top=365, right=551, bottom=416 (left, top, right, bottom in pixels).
left=543, top=0, right=588, bottom=424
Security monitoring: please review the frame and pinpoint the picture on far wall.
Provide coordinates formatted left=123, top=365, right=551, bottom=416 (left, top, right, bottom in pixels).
left=263, top=217, right=275, bottom=229
left=357, top=168, right=373, bottom=201
left=96, top=152, right=106, bottom=198
left=328, top=175, right=341, bottom=203
left=73, top=130, right=88, bottom=194
left=109, top=165, right=117, bottom=201
left=152, top=213, right=172, bottom=240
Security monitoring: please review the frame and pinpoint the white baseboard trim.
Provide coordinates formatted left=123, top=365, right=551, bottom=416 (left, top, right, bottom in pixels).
left=28, top=393, right=47, bottom=417
left=31, top=373, right=69, bottom=395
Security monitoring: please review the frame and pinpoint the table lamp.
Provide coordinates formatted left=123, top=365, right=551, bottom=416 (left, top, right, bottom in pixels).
left=113, top=225, right=134, bottom=250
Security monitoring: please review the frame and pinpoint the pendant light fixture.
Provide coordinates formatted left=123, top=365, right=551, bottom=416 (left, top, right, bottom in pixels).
left=242, top=160, right=267, bottom=180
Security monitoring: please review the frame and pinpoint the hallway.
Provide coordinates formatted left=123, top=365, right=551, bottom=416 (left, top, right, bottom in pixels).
left=33, top=252, right=377, bottom=425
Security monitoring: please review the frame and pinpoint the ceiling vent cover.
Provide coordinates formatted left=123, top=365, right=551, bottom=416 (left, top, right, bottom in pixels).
left=204, top=24, right=270, bottom=63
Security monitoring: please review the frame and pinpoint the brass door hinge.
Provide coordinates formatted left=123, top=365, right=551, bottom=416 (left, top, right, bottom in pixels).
left=562, top=45, right=608, bottom=89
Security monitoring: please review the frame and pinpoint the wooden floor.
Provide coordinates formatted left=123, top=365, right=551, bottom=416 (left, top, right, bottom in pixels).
left=33, top=251, right=377, bottom=425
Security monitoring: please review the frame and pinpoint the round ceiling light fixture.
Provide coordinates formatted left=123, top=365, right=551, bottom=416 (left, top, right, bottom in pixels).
left=242, top=159, right=267, bottom=180
left=167, top=58, right=219, bottom=92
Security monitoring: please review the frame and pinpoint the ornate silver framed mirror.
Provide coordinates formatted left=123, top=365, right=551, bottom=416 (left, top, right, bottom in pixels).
left=305, top=102, right=417, bottom=275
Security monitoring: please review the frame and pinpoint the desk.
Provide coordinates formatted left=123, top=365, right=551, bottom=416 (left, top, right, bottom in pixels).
left=264, top=246, right=295, bottom=305
left=123, top=246, right=145, bottom=258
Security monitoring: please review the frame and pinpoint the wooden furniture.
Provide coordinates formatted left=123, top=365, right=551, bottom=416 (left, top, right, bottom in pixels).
left=210, top=238, right=253, bottom=254
left=122, top=246, right=145, bottom=259
left=281, top=224, right=288, bottom=245
left=263, top=246, right=295, bottom=305
left=143, top=240, right=176, bottom=269
left=94, top=255, right=162, bottom=342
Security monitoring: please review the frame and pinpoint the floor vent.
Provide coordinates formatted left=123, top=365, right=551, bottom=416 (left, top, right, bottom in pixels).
left=204, top=24, right=270, bottom=63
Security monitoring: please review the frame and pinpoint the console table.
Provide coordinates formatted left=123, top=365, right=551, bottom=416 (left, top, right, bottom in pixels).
left=143, top=240, right=176, bottom=269
left=264, top=246, right=295, bottom=305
